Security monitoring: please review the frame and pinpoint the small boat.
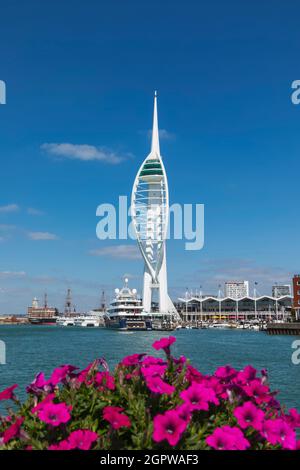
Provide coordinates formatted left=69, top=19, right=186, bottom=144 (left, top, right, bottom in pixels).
left=250, top=324, right=260, bottom=331
left=208, top=322, right=231, bottom=329
left=152, top=319, right=177, bottom=331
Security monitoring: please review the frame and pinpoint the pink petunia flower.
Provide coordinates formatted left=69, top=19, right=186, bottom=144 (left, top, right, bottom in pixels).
left=206, top=427, right=235, bottom=450
left=175, top=404, right=192, bottom=423
left=0, top=384, right=17, bottom=401
left=180, top=382, right=219, bottom=411
left=2, top=417, right=24, bottom=444
left=142, top=356, right=166, bottom=366
left=141, top=364, right=167, bottom=378
left=284, top=408, right=300, bottom=428
left=67, top=430, right=98, bottom=450
left=185, top=365, right=204, bottom=384
left=153, top=409, right=187, bottom=446
left=222, top=426, right=250, bottom=450
left=94, top=371, right=115, bottom=391
left=262, top=418, right=297, bottom=450
left=26, top=372, right=53, bottom=395
left=75, top=360, right=100, bottom=384
left=38, top=402, right=72, bottom=427
left=215, top=365, right=237, bottom=381
left=243, top=365, right=257, bottom=380
left=152, top=336, right=176, bottom=353
left=235, top=365, right=257, bottom=385
left=234, top=401, right=265, bottom=431
left=243, top=379, right=272, bottom=405
left=202, top=376, right=225, bottom=397
left=48, top=440, right=72, bottom=450
left=49, top=365, right=77, bottom=386
left=31, top=393, right=56, bottom=414
left=103, top=406, right=131, bottom=430
left=146, top=376, right=175, bottom=395
left=206, top=426, right=250, bottom=450
left=121, top=353, right=145, bottom=367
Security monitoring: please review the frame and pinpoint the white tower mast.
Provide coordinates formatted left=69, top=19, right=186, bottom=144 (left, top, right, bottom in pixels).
left=131, top=92, right=179, bottom=318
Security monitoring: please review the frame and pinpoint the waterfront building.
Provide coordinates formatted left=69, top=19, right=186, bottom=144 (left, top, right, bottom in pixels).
left=225, top=280, right=249, bottom=299
left=177, top=294, right=293, bottom=322
left=272, top=284, right=291, bottom=298
left=131, top=93, right=179, bottom=320
left=0, top=315, right=28, bottom=324
left=293, top=275, right=300, bottom=320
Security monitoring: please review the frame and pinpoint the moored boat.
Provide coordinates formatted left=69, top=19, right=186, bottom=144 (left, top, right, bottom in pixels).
left=56, top=311, right=105, bottom=327
left=106, top=279, right=152, bottom=331
left=27, top=296, right=58, bottom=325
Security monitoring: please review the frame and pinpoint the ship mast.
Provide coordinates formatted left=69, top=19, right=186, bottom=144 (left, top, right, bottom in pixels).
left=44, top=292, right=48, bottom=309
left=64, top=288, right=72, bottom=315
left=100, top=290, right=106, bottom=311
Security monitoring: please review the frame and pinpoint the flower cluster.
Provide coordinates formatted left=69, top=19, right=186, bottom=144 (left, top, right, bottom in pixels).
left=0, top=336, right=299, bottom=450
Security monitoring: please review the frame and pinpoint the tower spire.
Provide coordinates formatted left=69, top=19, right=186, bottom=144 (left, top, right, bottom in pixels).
left=151, top=91, right=160, bottom=156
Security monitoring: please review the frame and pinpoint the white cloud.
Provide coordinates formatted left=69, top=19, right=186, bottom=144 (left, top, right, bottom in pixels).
left=41, top=143, right=129, bottom=165
left=27, top=207, right=44, bottom=216
left=0, top=271, right=26, bottom=279
left=146, top=129, right=175, bottom=141
left=89, top=245, right=140, bottom=260
left=122, top=272, right=140, bottom=280
left=0, top=203, right=19, bottom=213
left=27, top=231, right=59, bottom=240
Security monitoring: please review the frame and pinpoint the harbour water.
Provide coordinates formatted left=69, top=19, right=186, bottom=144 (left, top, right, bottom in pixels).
left=0, top=325, right=299, bottom=410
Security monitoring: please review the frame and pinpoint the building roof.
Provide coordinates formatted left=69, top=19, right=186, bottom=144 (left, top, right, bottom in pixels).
left=178, top=295, right=293, bottom=303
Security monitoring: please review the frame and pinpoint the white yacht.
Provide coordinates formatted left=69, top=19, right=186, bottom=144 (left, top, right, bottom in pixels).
left=106, top=279, right=152, bottom=331
left=56, top=311, right=105, bottom=328
left=80, top=311, right=105, bottom=327
left=56, top=316, right=76, bottom=327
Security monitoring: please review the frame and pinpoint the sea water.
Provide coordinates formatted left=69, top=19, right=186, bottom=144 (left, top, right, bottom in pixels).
left=0, top=325, right=299, bottom=410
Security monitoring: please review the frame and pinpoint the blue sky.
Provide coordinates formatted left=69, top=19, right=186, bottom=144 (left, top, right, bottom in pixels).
left=0, top=0, right=300, bottom=313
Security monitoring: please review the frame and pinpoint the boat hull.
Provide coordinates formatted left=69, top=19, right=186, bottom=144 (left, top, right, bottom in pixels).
left=105, top=317, right=152, bottom=331
left=28, top=318, right=58, bottom=325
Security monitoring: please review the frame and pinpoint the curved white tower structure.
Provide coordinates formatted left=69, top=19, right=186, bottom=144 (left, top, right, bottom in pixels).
left=131, top=93, right=178, bottom=318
